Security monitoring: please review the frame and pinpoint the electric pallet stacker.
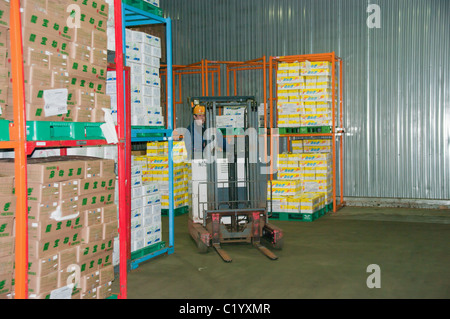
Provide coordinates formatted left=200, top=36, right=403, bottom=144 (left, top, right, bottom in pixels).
left=187, top=96, right=283, bottom=262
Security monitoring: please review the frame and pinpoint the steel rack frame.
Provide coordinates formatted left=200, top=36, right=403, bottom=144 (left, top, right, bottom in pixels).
left=6, top=0, right=130, bottom=299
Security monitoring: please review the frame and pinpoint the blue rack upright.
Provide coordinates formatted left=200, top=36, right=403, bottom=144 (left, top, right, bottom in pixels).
left=122, top=1, right=175, bottom=270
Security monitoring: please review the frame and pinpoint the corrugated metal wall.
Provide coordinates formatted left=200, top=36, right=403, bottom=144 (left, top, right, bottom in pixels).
left=161, top=0, right=450, bottom=200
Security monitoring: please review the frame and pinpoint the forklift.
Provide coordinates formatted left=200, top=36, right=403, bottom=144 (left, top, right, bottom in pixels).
left=187, top=96, right=284, bottom=262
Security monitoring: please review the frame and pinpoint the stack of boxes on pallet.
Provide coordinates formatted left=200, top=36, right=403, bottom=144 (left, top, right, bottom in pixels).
left=126, top=29, right=162, bottom=127
left=1, top=0, right=111, bottom=122
left=143, top=141, right=190, bottom=211
left=267, top=144, right=333, bottom=218
left=0, top=174, right=16, bottom=299
left=129, top=157, right=162, bottom=253
left=105, top=30, right=162, bottom=126
left=0, top=156, right=117, bottom=299
left=277, top=61, right=334, bottom=128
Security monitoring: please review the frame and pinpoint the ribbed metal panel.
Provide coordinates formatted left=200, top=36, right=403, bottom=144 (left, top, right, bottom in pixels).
left=161, top=0, right=450, bottom=200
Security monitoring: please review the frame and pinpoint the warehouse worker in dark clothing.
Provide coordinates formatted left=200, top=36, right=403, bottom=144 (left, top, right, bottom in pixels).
left=183, top=104, right=226, bottom=160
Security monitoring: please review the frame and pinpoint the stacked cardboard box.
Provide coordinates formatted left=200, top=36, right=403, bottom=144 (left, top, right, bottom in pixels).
left=291, top=139, right=332, bottom=154
left=276, top=61, right=335, bottom=128
left=125, top=29, right=162, bottom=126
left=130, top=158, right=162, bottom=252
left=0, top=173, right=15, bottom=299
left=144, top=141, right=190, bottom=210
left=216, top=107, right=245, bottom=129
left=267, top=150, right=334, bottom=215
left=1, top=0, right=110, bottom=122
left=0, top=156, right=117, bottom=299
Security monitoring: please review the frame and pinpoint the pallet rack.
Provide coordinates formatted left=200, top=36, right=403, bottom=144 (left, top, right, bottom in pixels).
left=4, top=0, right=129, bottom=299
left=121, top=2, right=175, bottom=272
left=4, top=0, right=173, bottom=299
left=269, top=52, right=345, bottom=213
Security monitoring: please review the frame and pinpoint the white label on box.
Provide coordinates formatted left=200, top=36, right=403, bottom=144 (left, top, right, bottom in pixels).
left=44, top=88, right=68, bottom=117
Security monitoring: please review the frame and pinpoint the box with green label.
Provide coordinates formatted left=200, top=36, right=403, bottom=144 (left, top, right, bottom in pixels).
left=76, top=238, right=113, bottom=263
left=28, top=254, right=59, bottom=277
left=78, top=190, right=115, bottom=211
left=27, top=181, right=60, bottom=202
left=22, top=27, right=70, bottom=57
left=0, top=217, right=14, bottom=238
left=77, top=175, right=116, bottom=195
left=29, top=215, right=83, bottom=240
left=0, top=157, right=86, bottom=183
left=28, top=229, right=81, bottom=259
left=0, top=195, right=16, bottom=218
left=21, top=1, right=75, bottom=42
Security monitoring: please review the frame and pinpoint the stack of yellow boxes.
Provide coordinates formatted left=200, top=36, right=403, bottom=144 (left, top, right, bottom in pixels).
left=0, top=156, right=117, bottom=299
left=268, top=149, right=333, bottom=216
left=2, top=0, right=111, bottom=122
left=277, top=61, right=335, bottom=128
left=143, top=141, right=190, bottom=210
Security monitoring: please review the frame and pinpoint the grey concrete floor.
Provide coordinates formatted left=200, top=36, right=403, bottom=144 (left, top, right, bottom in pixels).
left=112, top=206, right=450, bottom=299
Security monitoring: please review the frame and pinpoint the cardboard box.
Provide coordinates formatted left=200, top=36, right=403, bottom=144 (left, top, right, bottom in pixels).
left=58, top=246, right=78, bottom=269
left=77, top=175, right=116, bottom=195
left=24, top=66, right=52, bottom=87
left=81, top=224, right=104, bottom=243
left=28, top=271, right=59, bottom=295
left=21, top=4, right=75, bottom=42
left=101, top=204, right=117, bottom=223
left=98, top=265, right=114, bottom=285
left=0, top=236, right=13, bottom=258
left=81, top=269, right=100, bottom=292
left=59, top=196, right=79, bottom=217
left=49, top=53, right=68, bottom=72
left=0, top=217, right=14, bottom=238
left=59, top=179, right=79, bottom=200
left=69, top=43, right=92, bottom=62
left=91, top=48, right=107, bottom=68
left=91, top=108, right=105, bottom=122
left=74, top=26, right=92, bottom=47
left=81, top=208, right=102, bottom=227
left=22, top=27, right=70, bottom=56
left=28, top=254, right=59, bottom=277
left=92, top=29, right=107, bottom=50
left=77, top=90, right=96, bottom=108
left=28, top=230, right=81, bottom=259
left=77, top=238, right=113, bottom=263
left=0, top=26, right=8, bottom=49
left=0, top=0, right=10, bottom=28
left=28, top=201, right=58, bottom=221
left=95, top=92, right=110, bottom=109
left=29, top=215, right=83, bottom=240
left=0, top=254, right=13, bottom=275
left=0, top=195, right=16, bottom=217
left=0, top=157, right=86, bottom=183
left=27, top=182, right=60, bottom=202
left=97, top=282, right=112, bottom=299
left=103, top=220, right=118, bottom=240
left=0, top=272, right=12, bottom=297
left=0, top=175, right=13, bottom=196
left=68, top=57, right=107, bottom=81
left=57, top=263, right=78, bottom=289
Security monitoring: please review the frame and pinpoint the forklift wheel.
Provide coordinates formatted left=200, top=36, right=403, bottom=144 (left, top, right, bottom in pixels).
left=197, top=238, right=209, bottom=253
left=272, top=238, right=284, bottom=250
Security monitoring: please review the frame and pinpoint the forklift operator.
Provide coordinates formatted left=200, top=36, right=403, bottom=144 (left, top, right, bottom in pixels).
left=184, top=104, right=226, bottom=160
